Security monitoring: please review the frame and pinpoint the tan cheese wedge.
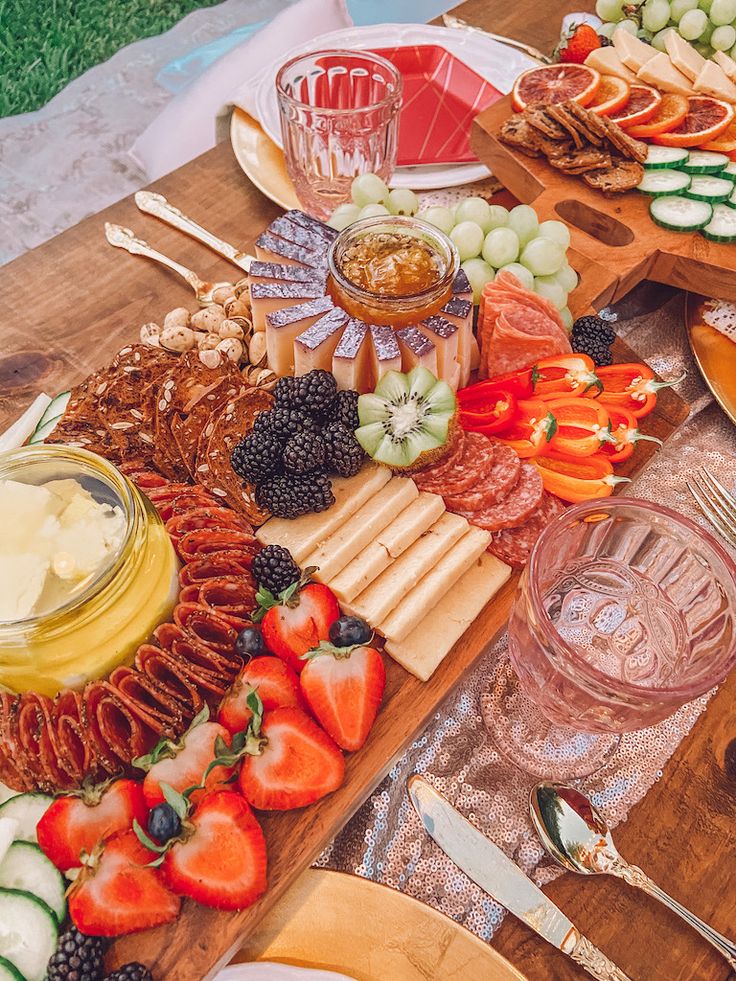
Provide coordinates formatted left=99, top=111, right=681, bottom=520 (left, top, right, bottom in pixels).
left=437, top=299, right=472, bottom=386
left=255, top=465, right=391, bottom=561
left=584, top=48, right=639, bottom=84
left=294, top=308, right=349, bottom=375
left=369, top=325, right=402, bottom=386
left=332, top=319, right=371, bottom=392
left=254, top=231, right=324, bottom=269
left=250, top=280, right=326, bottom=331
left=637, top=52, right=693, bottom=96
left=452, top=269, right=473, bottom=303
left=714, top=50, right=736, bottom=82
left=395, top=326, right=438, bottom=375
left=268, top=215, right=335, bottom=254
left=384, top=552, right=512, bottom=681
left=265, top=296, right=334, bottom=375
left=693, top=60, right=736, bottom=102
left=305, top=477, right=418, bottom=583
left=664, top=30, right=707, bottom=82
left=613, top=28, right=658, bottom=72
left=248, top=261, right=324, bottom=286
left=418, top=314, right=460, bottom=386
left=345, top=512, right=468, bottom=624
left=378, top=526, right=491, bottom=643
left=330, top=492, right=445, bottom=603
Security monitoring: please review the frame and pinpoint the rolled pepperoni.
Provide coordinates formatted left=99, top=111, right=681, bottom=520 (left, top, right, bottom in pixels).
left=173, top=603, right=241, bottom=656
left=198, top=577, right=257, bottom=617
left=0, top=694, right=32, bottom=792
left=19, top=693, right=70, bottom=791
left=468, top=464, right=544, bottom=532
left=154, top=492, right=223, bottom=523
left=121, top=467, right=170, bottom=489
left=108, top=667, right=186, bottom=735
left=179, top=550, right=255, bottom=586
left=146, top=483, right=197, bottom=505
left=54, top=690, right=100, bottom=786
left=166, top=510, right=253, bottom=552
left=134, top=645, right=206, bottom=717
left=177, top=529, right=259, bottom=563
left=84, top=682, right=157, bottom=773
left=154, top=622, right=242, bottom=694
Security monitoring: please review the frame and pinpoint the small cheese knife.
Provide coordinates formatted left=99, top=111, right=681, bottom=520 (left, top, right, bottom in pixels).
left=407, top=775, right=632, bottom=981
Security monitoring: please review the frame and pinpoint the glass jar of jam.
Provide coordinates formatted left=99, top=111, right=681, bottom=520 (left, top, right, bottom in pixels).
left=0, top=445, right=179, bottom=696
left=327, top=215, right=459, bottom=328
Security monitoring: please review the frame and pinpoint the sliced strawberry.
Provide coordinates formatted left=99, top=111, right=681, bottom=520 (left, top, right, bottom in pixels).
left=259, top=582, right=340, bottom=674
left=37, top=779, right=148, bottom=872
left=239, top=705, right=344, bottom=810
left=162, top=790, right=267, bottom=910
left=218, top=657, right=304, bottom=736
left=135, top=714, right=234, bottom=808
left=68, top=830, right=180, bottom=936
left=300, top=644, right=385, bottom=752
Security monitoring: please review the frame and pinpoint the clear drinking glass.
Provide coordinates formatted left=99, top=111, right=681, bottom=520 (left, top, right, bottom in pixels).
left=489, top=497, right=736, bottom=779
left=276, top=49, right=402, bottom=219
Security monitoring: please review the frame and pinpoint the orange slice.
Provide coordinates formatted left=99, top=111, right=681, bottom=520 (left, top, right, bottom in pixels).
left=626, top=93, right=689, bottom=138
left=588, top=75, right=630, bottom=116
left=511, top=65, right=601, bottom=112
left=699, top=119, right=736, bottom=152
left=653, top=96, right=735, bottom=148
left=607, top=84, right=662, bottom=128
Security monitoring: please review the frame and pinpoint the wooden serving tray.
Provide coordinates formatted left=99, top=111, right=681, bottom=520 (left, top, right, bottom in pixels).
left=471, top=95, right=736, bottom=311
left=106, top=335, right=688, bottom=979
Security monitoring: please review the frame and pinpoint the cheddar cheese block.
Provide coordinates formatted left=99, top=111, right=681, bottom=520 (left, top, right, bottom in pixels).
left=294, top=308, right=349, bottom=375
left=584, top=47, right=640, bottom=84
left=664, top=31, right=707, bottom=82
left=265, top=296, right=334, bottom=375
left=613, top=28, right=658, bottom=73
left=693, top=60, right=736, bottom=102
left=637, top=52, right=693, bottom=96
left=384, top=552, right=512, bottom=681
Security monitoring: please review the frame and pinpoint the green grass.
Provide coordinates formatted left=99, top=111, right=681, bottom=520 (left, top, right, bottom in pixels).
left=0, top=0, right=224, bottom=117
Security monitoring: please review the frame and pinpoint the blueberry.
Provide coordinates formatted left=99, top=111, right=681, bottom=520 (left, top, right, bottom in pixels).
left=148, top=802, right=181, bottom=843
left=236, top=626, right=265, bottom=658
left=329, top=615, right=372, bottom=648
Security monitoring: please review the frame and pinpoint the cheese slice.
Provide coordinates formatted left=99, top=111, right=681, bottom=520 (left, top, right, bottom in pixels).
left=418, top=315, right=459, bottom=385
left=248, top=261, right=324, bottom=286
left=255, top=465, right=391, bottom=561
left=305, top=476, right=418, bottom=583
left=283, top=209, right=339, bottom=248
left=330, top=492, right=445, bottom=602
left=265, top=296, right=334, bottom=375
left=254, top=231, right=324, bottom=269
left=439, top=298, right=473, bottom=386
left=250, top=280, right=326, bottom=331
left=332, top=319, right=371, bottom=392
left=714, top=50, right=736, bottom=82
left=378, top=526, right=491, bottom=642
left=268, top=215, right=334, bottom=254
left=584, top=47, right=640, bottom=84
left=294, top=308, right=349, bottom=375
left=693, top=60, right=736, bottom=102
left=395, top=326, right=438, bottom=375
left=452, top=268, right=473, bottom=303
left=369, top=325, right=402, bottom=386
left=345, top=512, right=467, bottom=624
left=613, top=28, right=658, bottom=73
left=637, top=52, right=693, bottom=96
left=384, top=552, right=512, bottom=681
left=664, top=30, right=706, bottom=82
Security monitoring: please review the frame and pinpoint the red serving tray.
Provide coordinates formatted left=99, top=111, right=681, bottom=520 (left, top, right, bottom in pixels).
left=372, top=44, right=502, bottom=167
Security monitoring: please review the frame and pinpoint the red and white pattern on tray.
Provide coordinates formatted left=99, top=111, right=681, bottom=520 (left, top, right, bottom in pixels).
left=0, top=471, right=262, bottom=794
left=415, top=430, right=564, bottom=568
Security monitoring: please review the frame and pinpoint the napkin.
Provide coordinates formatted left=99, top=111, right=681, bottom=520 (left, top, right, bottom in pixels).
left=131, top=0, right=352, bottom=180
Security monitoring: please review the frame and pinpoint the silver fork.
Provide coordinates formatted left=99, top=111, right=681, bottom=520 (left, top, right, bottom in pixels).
left=686, top=467, right=736, bottom=547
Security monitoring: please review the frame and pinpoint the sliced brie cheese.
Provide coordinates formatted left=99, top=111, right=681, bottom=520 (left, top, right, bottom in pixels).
left=637, top=52, right=693, bottom=95
left=693, top=60, right=736, bottom=102
left=613, top=28, right=658, bottom=72
left=714, top=50, right=736, bottom=82
left=584, top=47, right=639, bottom=84
left=294, top=308, right=349, bottom=375
left=332, top=319, right=372, bottom=392
left=265, top=296, right=334, bottom=375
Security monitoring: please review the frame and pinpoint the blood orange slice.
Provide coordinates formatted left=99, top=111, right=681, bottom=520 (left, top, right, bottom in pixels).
left=653, top=96, right=735, bottom=148
left=607, top=85, right=661, bottom=128
left=588, top=75, right=630, bottom=116
left=511, top=65, right=600, bottom=112
left=700, top=120, right=736, bottom=152
left=626, top=94, right=689, bottom=138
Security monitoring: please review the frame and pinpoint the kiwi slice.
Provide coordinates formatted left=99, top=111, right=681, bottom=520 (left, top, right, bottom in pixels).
left=356, top=367, right=456, bottom=471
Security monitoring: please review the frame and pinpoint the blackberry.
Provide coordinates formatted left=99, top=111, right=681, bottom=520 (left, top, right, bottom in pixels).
left=323, top=423, right=364, bottom=477
left=329, top=389, right=360, bottom=430
left=282, top=431, right=326, bottom=474
left=571, top=315, right=616, bottom=367
left=272, top=374, right=301, bottom=408
left=598, top=33, right=613, bottom=46
left=572, top=315, right=616, bottom=346
left=264, top=405, right=321, bottom=439
left=103, top=965, right=153, bottom=981
left=148, top=802, right=181, bottom=843
left=231, top=431, right=283, bottom=482
left=47, top=926, right=105, bottom=981
left=252, top=545, right=301, bottom=594
left=293, top=369, right=338, bottom=415
left=257, top=473, right=335, bottom=519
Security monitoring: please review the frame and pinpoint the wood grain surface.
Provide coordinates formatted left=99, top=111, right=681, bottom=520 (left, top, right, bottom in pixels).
left=0, top=2, right=733, bottom=980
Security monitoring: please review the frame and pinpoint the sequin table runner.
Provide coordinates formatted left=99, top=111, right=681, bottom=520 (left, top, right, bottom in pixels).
left=315, top=286, right=736, bottom=941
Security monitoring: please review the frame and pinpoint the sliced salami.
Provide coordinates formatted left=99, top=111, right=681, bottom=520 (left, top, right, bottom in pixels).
left=418, top=433, right=495, bottom=496
left=179, top=550, right=255, bottom=586
left=177, top=528, right=259, bottom=563
left=489, top=492, right=566, bottom=568
left=445, top=442, right=522, bottom=511
left=413, top=429, right=466, bottom=486
left=469, top=463, right=544, bottom=532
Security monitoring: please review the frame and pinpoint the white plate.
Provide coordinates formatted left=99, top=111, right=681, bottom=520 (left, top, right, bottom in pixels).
left=254, top=23, right=535, bottom=190
left=217, top=965, right=356, bottom=981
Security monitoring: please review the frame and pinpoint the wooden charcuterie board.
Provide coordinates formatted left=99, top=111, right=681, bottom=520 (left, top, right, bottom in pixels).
left=471, top=95, right=736, bottom=311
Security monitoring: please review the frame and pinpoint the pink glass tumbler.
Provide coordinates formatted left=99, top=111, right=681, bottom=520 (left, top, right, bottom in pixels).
left=276, top=49, right=402, bottom=218
left=489, top=497, right=736, bottom=779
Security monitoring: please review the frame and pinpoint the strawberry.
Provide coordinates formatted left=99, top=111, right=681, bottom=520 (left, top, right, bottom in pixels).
left=218, top=656, right=304, bottom=736
left=68, top=830, right=180, bottom=936
left=37, top=779, right=148, bottom=872
left=256, top=578, right=340, bottom=674
left=557, top=23, right=601, bottom=65
left=300, top=641, right=385, bottom=752
left=161, top=790, right=267, bottom=910
left=134, top=708, right=234, bottom=808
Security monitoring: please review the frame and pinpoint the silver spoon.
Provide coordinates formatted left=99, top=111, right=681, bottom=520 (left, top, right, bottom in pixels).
left=530, top=782, right=736, bottom=970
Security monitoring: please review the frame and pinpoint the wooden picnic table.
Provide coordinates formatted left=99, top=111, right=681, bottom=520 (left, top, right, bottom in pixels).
left=1, top=1, right=734, bottom=978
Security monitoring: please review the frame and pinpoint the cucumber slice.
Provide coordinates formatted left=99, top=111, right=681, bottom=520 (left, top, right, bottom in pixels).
left=0, top=956, right=24, bottom=981
left=644, top=146, right=689, bottom=169
left=0, top=843, right=66, bottom=924
left=722, top=161, right=736, bottom=183
left=27, top=414, right=63, bottom=445
left=681, top=151, right=729, bottom=174
left=0, top=796, right=53, bottom=844
left=702, top=203, right=736, bottom=242
left=650, top=195, right=713, bottom=232
left=0, top=786, right=19, bottom=807
left=0, top=888, right=58, bottom=981
left=28, top=391, right=70, bottom=445
left=637, top=169, right=691, bottom=196
left=684, top=175, right=734, bottom=203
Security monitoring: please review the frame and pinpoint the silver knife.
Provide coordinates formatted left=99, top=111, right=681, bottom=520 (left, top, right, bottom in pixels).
left=408, top=776, right=632, bottom=981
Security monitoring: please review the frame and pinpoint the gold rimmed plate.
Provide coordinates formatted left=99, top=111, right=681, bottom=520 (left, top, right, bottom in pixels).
left=230, top=109, right=300, bottom=212
left=685, top=293, right=736, bottom=426
left=225, top=868, right=525, bottom=980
